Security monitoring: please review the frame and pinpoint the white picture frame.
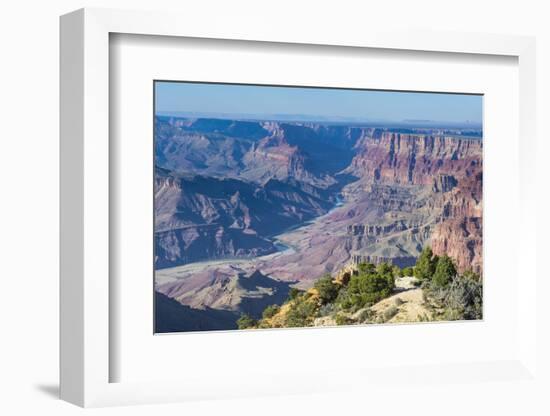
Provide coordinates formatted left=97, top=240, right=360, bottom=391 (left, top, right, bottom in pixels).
left=60, top=7, right=538, bottom=408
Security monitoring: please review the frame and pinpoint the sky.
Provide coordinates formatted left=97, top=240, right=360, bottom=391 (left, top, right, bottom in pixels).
left=155, top=81, right=483, bottom=125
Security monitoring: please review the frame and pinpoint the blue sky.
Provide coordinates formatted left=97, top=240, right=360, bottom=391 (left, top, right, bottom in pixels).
left=155, top=81, right=482, bottom=125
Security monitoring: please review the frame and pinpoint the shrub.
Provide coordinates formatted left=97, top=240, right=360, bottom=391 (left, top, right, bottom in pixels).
left=432, top=255, right=457, bottom=288
left=392, top=265, right=402, bottom=277
left=236, top=313, right=257, bottom=329
left=335, top=314, right=355, bottom=326
left=318, top=303, right=335, bottom=317
left=358, top=262, right=376, bottom=274
left=418, top=313, right=432, bottom=322
left=334, top=287, right=354, bottom=310
left=358, top=308, right=374, bottom=323
left=414, top=246, right=438, bottom=281
left=285, top=298, right=317, bottom=327
left=402, top=266, right=415, bottom=277
left=422, top=289, right=431, bottom=305
left=426, top=275, right=483, bottom=320
left=447, top=278, right=482, bottom=320
left=314, top=275, right=340, bottom=304
left=442, top=308, right=464, bottom=321
left=394, top=297, right=405, bottom=306
left=376, top=262, right=394, bottom=275
left=257, top=319, right=274, bottom=329
left=382, top=305, right=399, bottom=322
left=462, top=270, right=481, bottom=281
left=262, top=304, right=280, bottom=320
left=287, top=287, right=303, bottom=301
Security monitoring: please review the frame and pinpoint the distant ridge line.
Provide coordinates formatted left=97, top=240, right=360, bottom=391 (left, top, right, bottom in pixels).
left=156, top=112, right=483, bottom=130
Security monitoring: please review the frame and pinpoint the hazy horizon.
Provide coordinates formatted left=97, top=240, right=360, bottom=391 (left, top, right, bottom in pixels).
left=155, top=81, right=483, bottom=127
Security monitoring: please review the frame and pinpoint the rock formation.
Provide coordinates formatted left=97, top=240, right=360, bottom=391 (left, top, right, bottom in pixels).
left=346, top=132, right=482, bottom=186
left=346, top=130, right=483, bottom=274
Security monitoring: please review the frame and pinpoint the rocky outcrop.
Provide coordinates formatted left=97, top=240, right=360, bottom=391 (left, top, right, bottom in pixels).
left=347, top=131, right=482, bottom=186
left=348, top=220, right=414, bottom=237
left=350, top=254, right=417, bottom=268
left=430, top=172, right=483, bottom=274
left=432, top=174, right=458, bottom=193
left=241, top=130, right=312, bottom=185
left=334, top=263, right=359, bottom=285
left=430, top=217, right=482, bottom=275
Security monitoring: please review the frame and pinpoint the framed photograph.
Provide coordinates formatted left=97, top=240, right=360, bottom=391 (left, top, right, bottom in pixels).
left=152, top=80, right=484, bottom=334
left=60, top=8, right=538, bottom=408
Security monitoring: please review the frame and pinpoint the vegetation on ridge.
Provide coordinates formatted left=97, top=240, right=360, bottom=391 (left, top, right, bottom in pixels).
left=236, top=246, right=482, bottom=330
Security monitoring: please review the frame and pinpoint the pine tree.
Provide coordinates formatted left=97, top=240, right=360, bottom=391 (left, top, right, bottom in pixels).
left=236, top=313, right=257, bottom=329
left=414, top=246, right=437, bottom=281
left=314, top=275, right=339, bottom=304
left=432, top=255, right=457, bottom=288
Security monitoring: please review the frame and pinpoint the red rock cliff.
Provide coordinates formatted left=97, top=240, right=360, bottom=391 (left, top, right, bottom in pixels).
left=348, top=131, right=483, bottom=275
left=347, top=132, right=482, bottom=185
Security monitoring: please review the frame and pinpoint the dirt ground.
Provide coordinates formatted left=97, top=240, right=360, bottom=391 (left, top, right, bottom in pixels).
left=370, top=276, right=432, bottom=323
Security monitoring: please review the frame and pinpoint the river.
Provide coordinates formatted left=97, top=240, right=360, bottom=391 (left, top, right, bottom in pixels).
left=269, top=193, right=345, bottom=255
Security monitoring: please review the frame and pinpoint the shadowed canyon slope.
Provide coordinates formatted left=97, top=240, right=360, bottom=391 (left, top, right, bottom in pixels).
left=154, top=117, right=482, bottom=324
left=155, top=167, right=335, bottom=268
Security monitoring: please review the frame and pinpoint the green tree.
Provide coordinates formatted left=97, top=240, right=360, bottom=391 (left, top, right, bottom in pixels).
left=314, top=275, right=339, bottom=304
left=236, top=313, right=257, bottom=329
left=358, top=262, right=376, bottom=274
left=402, top=266, right=415, bottom=277
left=393, top=265, right=402, bottom=277
left=376, top=262, right=394, bottom=275
left=262, top=304, right=280, bottom=320
left=414, top=246, right=437, bottom=281
left=432, top=255, right=457, bottom=288
left=285, top=298, right=317, bottom=327
left=339, top=269, right=395, bottom=310
left=377, top=263, right=396, bottom=290
left=287, top=287, right=303, bottom=301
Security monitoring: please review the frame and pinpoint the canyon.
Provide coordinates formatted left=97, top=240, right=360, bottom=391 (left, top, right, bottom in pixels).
left=153, top=116, right=482, bottom=331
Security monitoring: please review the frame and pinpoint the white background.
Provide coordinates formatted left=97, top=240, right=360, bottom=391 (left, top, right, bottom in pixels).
left=0, top=0, right=548, bottom=415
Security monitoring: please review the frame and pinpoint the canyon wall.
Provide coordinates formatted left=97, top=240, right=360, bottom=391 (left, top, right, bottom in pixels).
left=154, top=166, right=334, bottom=268
left=430, top=172, right=483, bottom=275
left=155, top=120, right=484, bottom=278
left=347, top=131, right=483, bottom=274
left=347, top=132, right=482, bottom=186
